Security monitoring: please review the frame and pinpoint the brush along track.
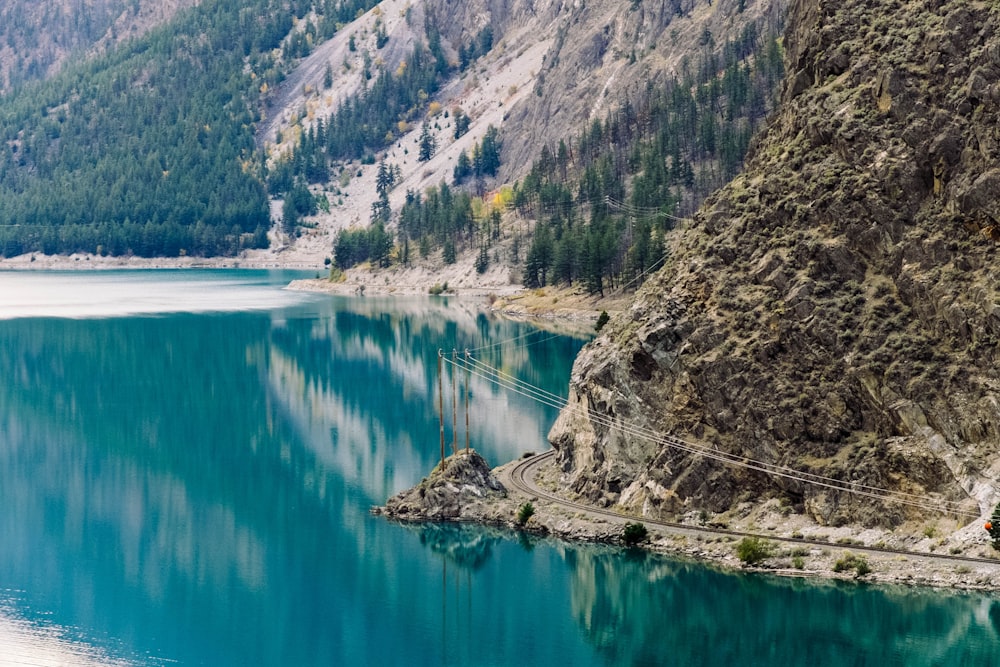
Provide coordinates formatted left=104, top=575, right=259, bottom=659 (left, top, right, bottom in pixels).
left=506, top=450, right=1000, bottom=568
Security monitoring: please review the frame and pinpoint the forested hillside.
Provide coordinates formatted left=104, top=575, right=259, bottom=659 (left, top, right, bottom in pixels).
left=0, top=0, right=198, bottom=93
left=0, top=0, right=784, bottom=265
left=0, top=0, right=381, bottom=258
left=326, top=11, right=785, bottom=297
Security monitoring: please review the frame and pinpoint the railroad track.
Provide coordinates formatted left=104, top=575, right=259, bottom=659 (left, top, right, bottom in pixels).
left=507, top=450, right=1000, bottom=568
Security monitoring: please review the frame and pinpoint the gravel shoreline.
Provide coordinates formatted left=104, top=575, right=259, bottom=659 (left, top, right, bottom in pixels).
left=379, top=450, right=1000, bottom=593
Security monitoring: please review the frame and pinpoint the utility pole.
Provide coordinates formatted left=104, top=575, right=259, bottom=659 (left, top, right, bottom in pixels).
left=464, top=349, right=471, bottom=453
left=451, top=349, right=458, bottom=455
left=438, top=350, right=446, bottom=471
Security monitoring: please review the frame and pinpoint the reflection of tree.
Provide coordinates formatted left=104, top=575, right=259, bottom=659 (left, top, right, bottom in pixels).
left=562, top=545, right=1000, bottom=665
left=265, top=295, right=588, bottom=500
left=0, top=290, right=594, bottom=666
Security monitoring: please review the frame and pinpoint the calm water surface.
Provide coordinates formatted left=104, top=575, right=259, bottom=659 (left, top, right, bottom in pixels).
left=0, top=270, right=998, bottom=666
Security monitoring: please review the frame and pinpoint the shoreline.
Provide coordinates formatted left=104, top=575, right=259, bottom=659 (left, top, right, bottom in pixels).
left=0, top=251, right=630, bottom=321
left=0, top=252, right=326, bottom=271
left=379, top=450, right=1000, bottom=594
left=8, top=253, right=999, bottom=591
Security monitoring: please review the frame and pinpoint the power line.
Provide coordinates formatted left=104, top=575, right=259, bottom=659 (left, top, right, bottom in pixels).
left=443, top=353, right=980, bottom=518
left=605, top=195, right=687, bottom=222
left=464, top=327, right=562, bottom=355
left=619, top=250, right=670, bottom=292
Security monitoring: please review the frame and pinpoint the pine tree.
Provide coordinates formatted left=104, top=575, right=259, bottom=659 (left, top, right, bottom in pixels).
left=453, top=151, right=472, bottom=183
left=418, top=120, right=436, bottom=162
left=475, top=243, right=489, bottom=274
left=453, top=108, right=470, bottom=138
left=442, top=237, right=456, bottom=264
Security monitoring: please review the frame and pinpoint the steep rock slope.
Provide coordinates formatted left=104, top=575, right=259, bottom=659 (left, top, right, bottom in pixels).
left=550, top=0, right=1000, bottom=529
left=259, top=0, right=786, bottom=261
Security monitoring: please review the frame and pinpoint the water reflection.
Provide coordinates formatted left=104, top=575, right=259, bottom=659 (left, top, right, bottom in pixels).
left=3, top=271, right=997, bottom=666
left=558, top=544, right=1000, bottom=666
left=0, top=276, right=588, bottom=665
left=411, top=523, right=504, bottom=571
left=264, top=295, right=587, bottom=499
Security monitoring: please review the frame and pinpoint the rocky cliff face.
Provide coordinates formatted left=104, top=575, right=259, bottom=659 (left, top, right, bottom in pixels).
left=550, top=0, right=1000, bottom=529
left=499, top=0, right=786, bottom=181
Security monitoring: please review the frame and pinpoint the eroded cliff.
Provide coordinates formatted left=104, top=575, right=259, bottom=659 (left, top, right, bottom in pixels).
left=550, top=0, right=1000, bottom=530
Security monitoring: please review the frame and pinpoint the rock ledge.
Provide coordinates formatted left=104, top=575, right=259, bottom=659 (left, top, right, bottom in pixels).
left=377, top=450, right=507, bottom=521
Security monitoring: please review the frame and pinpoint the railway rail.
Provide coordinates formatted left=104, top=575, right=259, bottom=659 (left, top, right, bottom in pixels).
left=506, top=450, right=1000, bottom=569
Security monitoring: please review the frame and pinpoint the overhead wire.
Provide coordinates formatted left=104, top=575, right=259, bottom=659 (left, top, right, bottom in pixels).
left=442, top=353, right=980, bottom=518
left=619, top=251, right=670, bottom=292
left=462, top=328, right=566, bottom=355
left=605, top=195, right=688, bottom=223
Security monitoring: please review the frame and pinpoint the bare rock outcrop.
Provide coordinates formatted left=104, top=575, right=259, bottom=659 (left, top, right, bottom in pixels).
left=550, top=0, right=1000, bottom=530
left=379, top=450, right=507, bottom=521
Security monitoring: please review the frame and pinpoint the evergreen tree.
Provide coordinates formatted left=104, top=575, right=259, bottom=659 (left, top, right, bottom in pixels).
left=442, top=237, right=456, bottom=264
left=524, top=223, right=554, bottom=287
left=453, top=108, right=471, bottom=138
left=453, top=150, right=472, bottom=183
left=418, top=120, right=436, bottom=162
left=475, top=125, right=501, bottom=177
left=475, top=243, right=489, bottom=274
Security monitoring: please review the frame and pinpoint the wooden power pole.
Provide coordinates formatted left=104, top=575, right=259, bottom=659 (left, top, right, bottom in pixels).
left=438, top=350, right=445, bottom=470
left=464, top=349, right=471, bottom=453
left=451, top=349, right=458, bottom=455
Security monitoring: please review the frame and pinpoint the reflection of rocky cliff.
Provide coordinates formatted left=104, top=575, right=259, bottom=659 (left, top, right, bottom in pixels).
left=563, top=546, right=1000, bottom=664
left=551, top=0, right=1000, bottom=528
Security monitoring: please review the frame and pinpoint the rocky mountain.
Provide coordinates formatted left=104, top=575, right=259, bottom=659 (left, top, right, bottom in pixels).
left=550, top=0, right=1000, bottom=532
left=0, top=0, right=785, bottom=264
left=0, top=0, right=198, bottom=92
left=258, top=0, right=787, bottom=261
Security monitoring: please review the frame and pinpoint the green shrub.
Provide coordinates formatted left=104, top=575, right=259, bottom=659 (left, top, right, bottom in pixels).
left=792, top=555, right=805, bottom=570
left=516, top=502, right=535, bottom=526
left=833, top=553, right=871, bottom=577
left=595, top=311, right=610, bottom=332
left=986, top=503, right=1000, bottom=551
left=622, top=522, right=649, bottom=546
left=736, top=536, right=775, bottom=565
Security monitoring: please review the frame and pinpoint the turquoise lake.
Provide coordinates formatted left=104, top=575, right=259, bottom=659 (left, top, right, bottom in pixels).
left=1, top=269, right=999, bottom=666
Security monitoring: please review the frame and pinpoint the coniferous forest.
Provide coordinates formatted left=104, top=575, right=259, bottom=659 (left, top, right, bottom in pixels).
left=512, top=28, right=784, bottom=294
left=0, top=0, right=380, bottom=258
left=0, top=0, right=781, bottom=274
